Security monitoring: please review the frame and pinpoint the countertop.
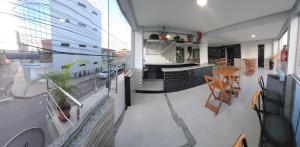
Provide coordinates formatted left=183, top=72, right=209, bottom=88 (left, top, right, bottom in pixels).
left=145, top=63, right=199, bottom=66
left=162, top=64, right=214, bottom=72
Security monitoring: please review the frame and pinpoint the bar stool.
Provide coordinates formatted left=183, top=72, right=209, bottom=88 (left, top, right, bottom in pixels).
left=258, top=76, right=283, bottom=108
left=251, top=90, right=295, bottom=147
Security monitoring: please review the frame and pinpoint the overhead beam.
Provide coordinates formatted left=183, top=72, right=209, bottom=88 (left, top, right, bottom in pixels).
left=205, top=10, right=291, bottom=37
left=117, top=0, right=139, bottom=30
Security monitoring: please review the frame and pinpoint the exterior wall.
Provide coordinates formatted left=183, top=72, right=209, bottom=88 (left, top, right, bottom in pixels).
left=144, top=54, right=171, bottom=64
left=50, top=0, right=102, bottom=74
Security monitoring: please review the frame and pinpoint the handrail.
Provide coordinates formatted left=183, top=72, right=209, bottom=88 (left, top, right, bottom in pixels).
left=47, top=91, right=74, bottom=126
left=292, top=74, right=300, bottom=86
left=48, top=80, right=83, bottom=108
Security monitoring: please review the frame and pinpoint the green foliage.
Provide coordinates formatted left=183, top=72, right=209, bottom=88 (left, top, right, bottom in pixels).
left=39, top=61, right=84, bottom=105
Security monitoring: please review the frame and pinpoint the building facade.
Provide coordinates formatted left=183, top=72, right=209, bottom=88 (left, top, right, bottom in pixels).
left=15, top=0, right=102, bottom=80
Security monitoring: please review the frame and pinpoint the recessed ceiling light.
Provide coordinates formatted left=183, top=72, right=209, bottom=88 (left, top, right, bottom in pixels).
left=251, top=35, right=256, bottom=38
left=197, top=0, right=207, bottom=7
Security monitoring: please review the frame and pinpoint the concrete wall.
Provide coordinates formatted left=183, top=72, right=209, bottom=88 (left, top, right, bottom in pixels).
left=240, top=39, right=273, bottom=68
left=50, top=0, right=102, bottom=74
left=144, top=55, right=171, bottom=64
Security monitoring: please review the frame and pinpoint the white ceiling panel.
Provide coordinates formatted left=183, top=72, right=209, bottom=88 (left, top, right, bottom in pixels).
left=131, top=0, right=295, bottom=32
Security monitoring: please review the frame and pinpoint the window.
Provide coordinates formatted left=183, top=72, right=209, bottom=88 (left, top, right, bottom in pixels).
left=92, top=11, right=98, bottom=15
left=93, top=45, right=98, bottom=48
left=79, top=64, right=86, bottom=67
left=92, top=28, right=98, bottom=31
left=78, top=22, right=86, bottom=27
left=79, top=44, right=86, bottom=48
left=77, top=2, right=86, bottom=8
left=59, top=18, right=70, bottom=23
left=94, top=62, right=98, bottom=64
left=61, top=65, right=67, bottom=69
left=61, top=43, right=70, bottom=47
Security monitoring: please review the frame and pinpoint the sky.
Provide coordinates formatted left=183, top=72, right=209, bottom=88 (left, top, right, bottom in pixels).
left=0, top=0, right=18, bottom=50
left=0, top=0, right=131, bottom=51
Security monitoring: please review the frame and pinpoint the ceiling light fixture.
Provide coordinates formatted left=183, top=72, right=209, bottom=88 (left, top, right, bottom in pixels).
left=166, top=34, right=171, bottom=39
left=251, top=35, right=256, bottom=38
left=197, top=0, right=207, bottom=7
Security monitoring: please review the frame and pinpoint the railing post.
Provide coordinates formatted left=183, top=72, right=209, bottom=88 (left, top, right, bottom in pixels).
left=77, top=106, right=80, bottom=121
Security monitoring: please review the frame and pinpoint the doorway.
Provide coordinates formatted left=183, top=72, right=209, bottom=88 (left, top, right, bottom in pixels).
left=258, top=44, right=265, bottom=68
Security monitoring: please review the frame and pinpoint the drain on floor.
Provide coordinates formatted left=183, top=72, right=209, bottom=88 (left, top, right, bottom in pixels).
left=164, top=93, right=196, bottom=147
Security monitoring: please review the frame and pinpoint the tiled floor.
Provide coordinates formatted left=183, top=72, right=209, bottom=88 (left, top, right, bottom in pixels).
left=115, top=68, right=276, bottom=147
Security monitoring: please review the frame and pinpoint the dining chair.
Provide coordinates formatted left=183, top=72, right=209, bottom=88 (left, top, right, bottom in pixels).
left=258, top=76, right=283, bottom=108
left=251, top=90, right=295, bottom=147
left=232, top=133, right=247, bottom=147
left=231, top=67, right=241, bottom=90
left=204, top=75, right=231, bottom=115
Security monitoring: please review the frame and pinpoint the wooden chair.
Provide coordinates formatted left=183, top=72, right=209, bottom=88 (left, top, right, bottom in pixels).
left=232, top=133, right=247, bottom=147
left=204, top=75, right=231, bottom=115
left=251, top=90, right=295, bottom=147
left=231, top=67, right=241, bottom=90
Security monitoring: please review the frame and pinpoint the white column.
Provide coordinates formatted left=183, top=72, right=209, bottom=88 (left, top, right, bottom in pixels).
left=287, top=14, right=298, bottom=74
left=199, top=35, right=208, bottom=64
left=134, top=29, right=143, bottom=69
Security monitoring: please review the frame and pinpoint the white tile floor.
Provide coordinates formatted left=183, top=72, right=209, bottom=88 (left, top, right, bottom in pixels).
left=115, top=68, right=276, bottom=147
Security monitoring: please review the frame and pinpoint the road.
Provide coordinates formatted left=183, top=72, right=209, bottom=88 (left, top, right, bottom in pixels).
left=0, top=64, right=120, bottom=146
left=73, top=77, right=107, bottom=99
left=0, top=95, right=58, bottom=146
left=0, top=62, right=19, bottom=99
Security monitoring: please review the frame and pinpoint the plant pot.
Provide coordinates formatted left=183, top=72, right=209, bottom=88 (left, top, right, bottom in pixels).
left=269, top=61, right=274, bottom=70
left=57, top=102, right=71, bottom=122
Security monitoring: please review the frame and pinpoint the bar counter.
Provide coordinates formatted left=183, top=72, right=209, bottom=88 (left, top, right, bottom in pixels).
left=162, top=64, right=214, bottom=92
left=143, top=63, right=198, bottom=79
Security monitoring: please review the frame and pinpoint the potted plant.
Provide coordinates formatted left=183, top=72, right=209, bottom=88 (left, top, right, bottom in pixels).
left=269, top=54, right=277, bottom=70
left=159, top=26, right=168, bottom=40
left=269, top=58, right=274, bottom=70
left=40, top=63, right=77, bottom=122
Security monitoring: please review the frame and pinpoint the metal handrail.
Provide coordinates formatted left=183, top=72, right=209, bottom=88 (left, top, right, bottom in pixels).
left=292, top=74, right=300, bottom=86
left=47, top=91, right=74, bottom=126
left=48, top=80, right=83, bottom=108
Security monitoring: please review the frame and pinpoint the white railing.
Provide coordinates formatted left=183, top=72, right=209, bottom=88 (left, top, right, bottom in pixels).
left=46, top=79, right=83, bottom=135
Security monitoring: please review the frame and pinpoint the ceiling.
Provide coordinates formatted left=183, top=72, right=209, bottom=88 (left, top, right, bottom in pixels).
left=130, top=0, right=296, bottom=45
left=218, top=18, right=286, bottom=42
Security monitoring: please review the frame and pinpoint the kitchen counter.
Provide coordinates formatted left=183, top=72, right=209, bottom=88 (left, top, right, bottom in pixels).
left=143, top=63, right=199, bottom=79
left=162, top=64, right=214, bottom=92
left=161, top=64, right=214, bottom=72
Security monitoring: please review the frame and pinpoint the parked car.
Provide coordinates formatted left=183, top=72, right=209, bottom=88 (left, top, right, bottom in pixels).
left=97, top=70, right=116, bottom=79
left=117, top=64, right=125, bottom=72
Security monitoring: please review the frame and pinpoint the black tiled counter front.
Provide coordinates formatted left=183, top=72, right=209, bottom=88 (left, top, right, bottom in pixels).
left=163, top=65, right=213, bottom=92
left=144, top=63, right=198, bottom=79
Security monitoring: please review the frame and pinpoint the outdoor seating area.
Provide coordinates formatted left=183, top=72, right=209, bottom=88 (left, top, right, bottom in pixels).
left=204, top=66, right=241, bottom=115
left=2, top=0, right=300, bottom=147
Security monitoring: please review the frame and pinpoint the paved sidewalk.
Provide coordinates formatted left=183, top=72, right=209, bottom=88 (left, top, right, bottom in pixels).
left=11, top=67, right=99, bottom=98
left=11, top=67, right=46, bottom=98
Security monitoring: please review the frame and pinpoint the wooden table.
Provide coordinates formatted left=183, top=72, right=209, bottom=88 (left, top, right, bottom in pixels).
left=213, top=67, right=241, bottom=96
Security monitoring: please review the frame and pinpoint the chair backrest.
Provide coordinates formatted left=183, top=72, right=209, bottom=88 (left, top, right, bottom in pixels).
left=232, top=133, right=248, bottom=147
left=204, top=75, right=224, bottom=90
left=258, top=75, right=266, bottom=90
left=251, top=90, right=264, bottom=128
